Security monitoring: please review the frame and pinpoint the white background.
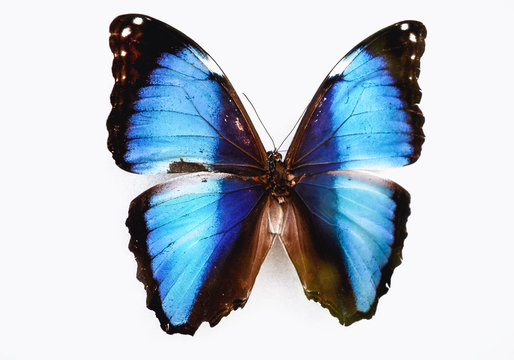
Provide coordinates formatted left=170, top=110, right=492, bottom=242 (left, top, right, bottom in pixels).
left=2, top=0, right=513, bottom=359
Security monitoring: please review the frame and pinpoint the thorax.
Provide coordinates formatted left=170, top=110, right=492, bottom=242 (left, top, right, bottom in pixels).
left=263, top=151, right=297, bottom=202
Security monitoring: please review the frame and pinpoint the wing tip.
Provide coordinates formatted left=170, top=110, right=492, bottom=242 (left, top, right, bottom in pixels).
left=393, top=20, right=427, bottom=33
left=154, top=297, right=249, bottom=336
left=109, top=14, right=153, bottom=34
left=304, top=290, right=377, bottom=326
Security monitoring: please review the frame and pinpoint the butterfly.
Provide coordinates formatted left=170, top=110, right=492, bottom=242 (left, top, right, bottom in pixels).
left=107, top=14, right=426, bottom=335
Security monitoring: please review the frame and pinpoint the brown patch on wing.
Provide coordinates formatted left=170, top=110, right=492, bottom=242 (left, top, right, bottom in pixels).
left=279, top=192, right=359, bottom=323
left=167, top=159, right=209, bottom=173
left=184, top=195, right=275, bottom=333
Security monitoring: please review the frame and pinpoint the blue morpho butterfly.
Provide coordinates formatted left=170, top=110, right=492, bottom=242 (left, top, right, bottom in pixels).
left=107, top=14, right=426, bottom=335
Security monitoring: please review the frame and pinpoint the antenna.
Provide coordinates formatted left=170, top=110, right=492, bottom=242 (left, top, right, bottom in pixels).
left=276, top=104, right=307, bottom=152
left=242, top=93, right=276, bottom=151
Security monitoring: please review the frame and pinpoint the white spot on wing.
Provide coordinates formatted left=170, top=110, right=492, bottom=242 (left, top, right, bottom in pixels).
left=121, top=50, right=127, bottom=56
left=133, top=17, right=143, bottom=25
left=409, top=33, right=417, bottom=42
left=121, top=27, right=131, bottom=37
left=235, top=117, right=244, bottom=131
left=401, top=23, right=409, bottom=31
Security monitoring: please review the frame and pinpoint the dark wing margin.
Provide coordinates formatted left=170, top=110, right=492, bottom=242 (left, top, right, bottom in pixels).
left=108, top=14, right=267, bottom=176
left=285, top=20, right=426, bottom=175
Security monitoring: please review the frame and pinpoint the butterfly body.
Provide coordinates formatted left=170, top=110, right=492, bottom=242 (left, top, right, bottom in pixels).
left=259, top=151, right=296, bottom=199
left=108, top=14, right=426, bottom=335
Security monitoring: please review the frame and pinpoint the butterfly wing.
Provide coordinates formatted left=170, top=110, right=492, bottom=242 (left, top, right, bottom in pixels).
left=127, top=173, right=274, bottom=334
left=282, top=171, right=409, bottom=324
left=285, top=21, right=426, bottom=174
left=278, top=21, right=426, bottom=324
left=108, top=14, right=267, bottom=175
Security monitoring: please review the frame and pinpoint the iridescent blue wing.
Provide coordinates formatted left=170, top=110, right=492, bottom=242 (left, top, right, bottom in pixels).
left=285, top=21, right=426, bottom=175
left=128, top=173, right=274, bottom=335
left=108, top=14, right=267, bottom=176
left=281, top=171, right=409, bottom=324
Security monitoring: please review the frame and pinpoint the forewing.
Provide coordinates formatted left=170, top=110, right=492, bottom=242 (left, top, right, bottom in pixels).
left=285, top=21, right=426, bottom=175
left=281, top=171, right=410, bottom=324
left=108, top=14, right=267, bottom=175
left=127, top=173, right=273, bottom=334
